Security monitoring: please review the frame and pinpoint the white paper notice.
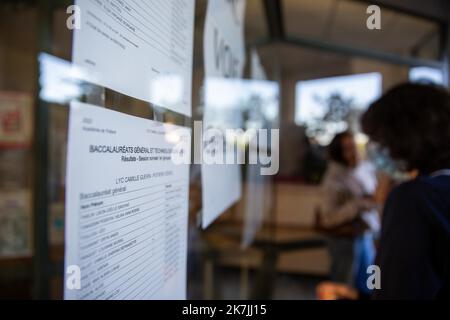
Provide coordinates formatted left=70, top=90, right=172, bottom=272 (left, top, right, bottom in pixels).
left=203, top=0, right=246, bottom=78
left=72, top=0, right=195, bottom=116
left=201, top=0, right=246, bottom=229
left=64, top=101, right=190, bottom=300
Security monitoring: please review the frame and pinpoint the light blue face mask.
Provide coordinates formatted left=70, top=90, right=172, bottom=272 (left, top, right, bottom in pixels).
left=366, top=142, right=408, bottom=179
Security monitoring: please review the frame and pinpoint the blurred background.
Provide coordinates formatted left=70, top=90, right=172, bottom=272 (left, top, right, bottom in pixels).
left=0, top=0, right=449, bottom=299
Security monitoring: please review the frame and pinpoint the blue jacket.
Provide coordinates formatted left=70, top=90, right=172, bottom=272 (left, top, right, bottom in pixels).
left=373, top=174, right=450, bottom=299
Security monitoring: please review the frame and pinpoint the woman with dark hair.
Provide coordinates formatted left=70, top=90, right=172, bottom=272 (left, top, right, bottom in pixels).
left=318, top=131, right=379, bottom=290
left=361, top=83, right=450, bottom=299
left=318, top=83, right=450, bottom=299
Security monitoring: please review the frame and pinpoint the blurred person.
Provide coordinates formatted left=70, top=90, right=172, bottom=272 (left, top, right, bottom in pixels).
left=317, top=131, right=379, bottom=293
left=317, top=83, right=450, bottom=299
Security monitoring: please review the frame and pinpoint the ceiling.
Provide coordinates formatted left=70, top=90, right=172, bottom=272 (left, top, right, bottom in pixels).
left=244, top=0, right=443, bottom=77
left=282, top=0, right=439, bottom=56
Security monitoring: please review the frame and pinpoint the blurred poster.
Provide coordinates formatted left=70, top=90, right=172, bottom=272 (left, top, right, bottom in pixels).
left=201, top=0, right=246, bottom=228
left=201, top=79, right=243, bottom=229
left=0, top=190, right=32, bottom=257
left=0, top=92, right=33, bottom=147
left=65, top=101, right=190, bottom=300
left=72, top=0, right=195, bottom=116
